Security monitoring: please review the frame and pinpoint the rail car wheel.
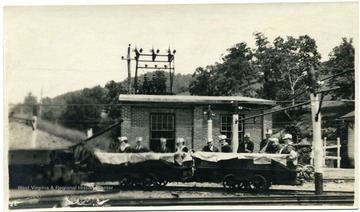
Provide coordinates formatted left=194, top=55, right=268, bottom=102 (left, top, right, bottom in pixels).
left=141, top=173, right=157, bottom=187
left=236, top=180, right=249, bottom=190
left=249, top=175, right=267, bottom=192
left=119, top=174, right=132, bottom=187
left=222, top=174, right=238, bottom=189
left=156, top=180, right=168, bottom=187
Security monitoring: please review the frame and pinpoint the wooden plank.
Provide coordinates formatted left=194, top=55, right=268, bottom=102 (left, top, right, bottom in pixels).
left=325, top=156, right=341, bottom=160
left=324, top=145, right=341, bottom=149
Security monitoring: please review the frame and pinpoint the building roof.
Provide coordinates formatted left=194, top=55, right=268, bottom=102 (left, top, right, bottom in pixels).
left=119, top=94, right=276, bottom=106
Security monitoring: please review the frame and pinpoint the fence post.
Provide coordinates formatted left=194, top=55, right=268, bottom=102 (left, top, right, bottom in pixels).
left=323, top=137, right=327, bottom=166
left=310, top=145, right=314, bottom=166
left=337, top=137, right=341, bottom=168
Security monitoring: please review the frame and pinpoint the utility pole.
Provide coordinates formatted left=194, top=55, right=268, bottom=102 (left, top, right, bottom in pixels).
left=31, top=105, right=37, bottom=148
left=127, top=44, right=131, bottom=94
left=308, top=65, right=323, bottom=195
left=204, top=105, right=215, bottom=143
left=168, top=49, right=176, bottom=94
left=123, top=45, right=176, bottom=94
left=232, top=102, right=239, bottom=153
left=39, top=87, right=43, bottom=118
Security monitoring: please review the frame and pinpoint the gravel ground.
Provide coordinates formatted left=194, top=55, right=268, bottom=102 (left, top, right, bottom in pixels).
left=9, top=179, right=354, bottom=200
left=9, top=180, right=355, bottom=209
left=166, top=181, right=355, bottom=192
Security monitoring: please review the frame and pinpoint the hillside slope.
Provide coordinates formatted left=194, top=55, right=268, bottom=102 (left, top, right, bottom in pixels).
left=8, top=121, right=74, bottom=150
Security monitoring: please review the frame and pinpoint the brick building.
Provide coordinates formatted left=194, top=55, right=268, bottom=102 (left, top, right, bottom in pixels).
left=119, top=94, right=275, bottom=152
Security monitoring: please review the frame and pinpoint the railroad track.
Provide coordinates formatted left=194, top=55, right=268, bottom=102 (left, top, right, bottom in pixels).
left=116, top=185, right=354, bottom=195
left=10, top=194, right=355, bottom=209
left=10, top=185, right=354, bottom=201
left=9, top=185, right=353, bottom=201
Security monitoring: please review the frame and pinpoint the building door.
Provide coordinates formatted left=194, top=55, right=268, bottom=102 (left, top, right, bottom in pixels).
left=150, top=113, right=175, bottom=152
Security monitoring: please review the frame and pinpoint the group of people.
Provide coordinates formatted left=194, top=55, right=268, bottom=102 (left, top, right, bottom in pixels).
left=109, top=136, right=150, bottom=153
left=109, top=130, right=297, bottom=161
left=201, top=135, right=232, bottom=153
left=108, top=136, right=189, bottom=154
left=202, top=130, right=297, bottom=160
left=202, top=133, right=253, bottom=153
left=259, top=130, right=297, bottom=160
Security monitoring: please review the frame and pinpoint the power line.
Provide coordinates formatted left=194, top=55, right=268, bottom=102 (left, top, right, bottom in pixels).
left=319, top=68, right=354, bottom=82
left=9, top=99, right=354, bottom=107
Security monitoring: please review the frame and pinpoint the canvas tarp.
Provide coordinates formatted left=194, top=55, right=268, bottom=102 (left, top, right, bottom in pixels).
left=191, top=152, right=289, bottom=166
left=93, top=150, right=290, bottom=166
left=94, top=149, right=182, bottom=165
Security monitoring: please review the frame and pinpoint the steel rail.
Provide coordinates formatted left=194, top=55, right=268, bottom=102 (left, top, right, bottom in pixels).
left=113, top=185, right=354, bottom=195
left=9, top=186, right=354, bottom=202
left=10, top=194, right=354, bottom=209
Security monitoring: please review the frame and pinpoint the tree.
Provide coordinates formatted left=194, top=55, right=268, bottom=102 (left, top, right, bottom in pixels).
left=60, top=93, right=102, bottom=131
left=103, top=80, right=126, bottom=119
left=23, top=92, right=38, bottom=114
left=60, top=86, right=105, bottom=131
left=139, top=74, right=152, bottom=94
left=189, top=66, right=219, bottom=95
left=138, top=70, right=168, bottom=95
left=40, top=97, right=56, bottom=122
left=217, top=42, right=257, bottom=96
left=168, top=73, right=193, bottom=94
left=190, top=42, right=257, bottom=96
left=322, top=38, right=355, bottom=100
left=152, top=71, right=167, bottom=94
left=253, top=33, right=321, bottom=106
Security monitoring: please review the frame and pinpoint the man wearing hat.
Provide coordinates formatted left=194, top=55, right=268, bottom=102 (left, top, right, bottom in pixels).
left=202, top=139, right=219, bottom=152
left=117, top=136, right=132, bottom=153
left=278, top=134, right=298, bottom=162
left=270, top=138, right=284, bottom=153
left=108, top=137, right=120, bottom=153
left=175, top=138, right=189, bottom=153
left=132, top=137, right=149, bottom=153
left=218, top=135, right=232, bottom=153
left=238, top=132, right=254, bottom=153
left=159, top=137, right=171, bottom=153
left=259, top=129, right=275, bottom=153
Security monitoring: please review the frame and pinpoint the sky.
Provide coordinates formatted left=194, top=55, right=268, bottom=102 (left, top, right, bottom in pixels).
left=3, top=2, right=358, bottom=104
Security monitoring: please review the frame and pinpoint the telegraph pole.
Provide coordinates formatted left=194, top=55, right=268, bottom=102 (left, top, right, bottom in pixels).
left=39, top=87, right=43, bottom=118
left=168, top=50, right=175, bottom=94
left=31, top=105, right=38, bottom=148
left=308, top=65, right=323, bottom=195
left=134, top=48, right=141, bottom=94
left=123, top=46, right=176, bottom=94
left=204, top=105, right=215, bottom=143
left=127, top=44, right=131, bottom=94
left=232, top=102, right=239, bottom=153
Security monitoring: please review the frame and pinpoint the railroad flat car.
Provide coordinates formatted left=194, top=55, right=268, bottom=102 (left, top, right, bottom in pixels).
left=191, top=152, right=302, bottom=191
left=9, top=146, right=302, bottom=192
left=8, top=149, right=75, bottom=187
left=83, top=150, right=191, bottom=187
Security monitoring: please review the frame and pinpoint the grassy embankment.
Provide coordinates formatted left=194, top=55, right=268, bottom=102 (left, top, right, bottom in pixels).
left=36, top=119, right=87, bottom=143
left=10, top=113, right=86, bottom=143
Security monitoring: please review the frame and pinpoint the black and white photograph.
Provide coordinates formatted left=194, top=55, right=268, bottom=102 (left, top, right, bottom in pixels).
left=3, top=1, right=358, bottom=211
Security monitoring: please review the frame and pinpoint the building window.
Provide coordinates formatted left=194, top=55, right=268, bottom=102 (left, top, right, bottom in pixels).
left=150, top=114, right=175, bottom=139
left=220, top=114, right=244, bottom=145
left=150, top=114, right=175, bottom=152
